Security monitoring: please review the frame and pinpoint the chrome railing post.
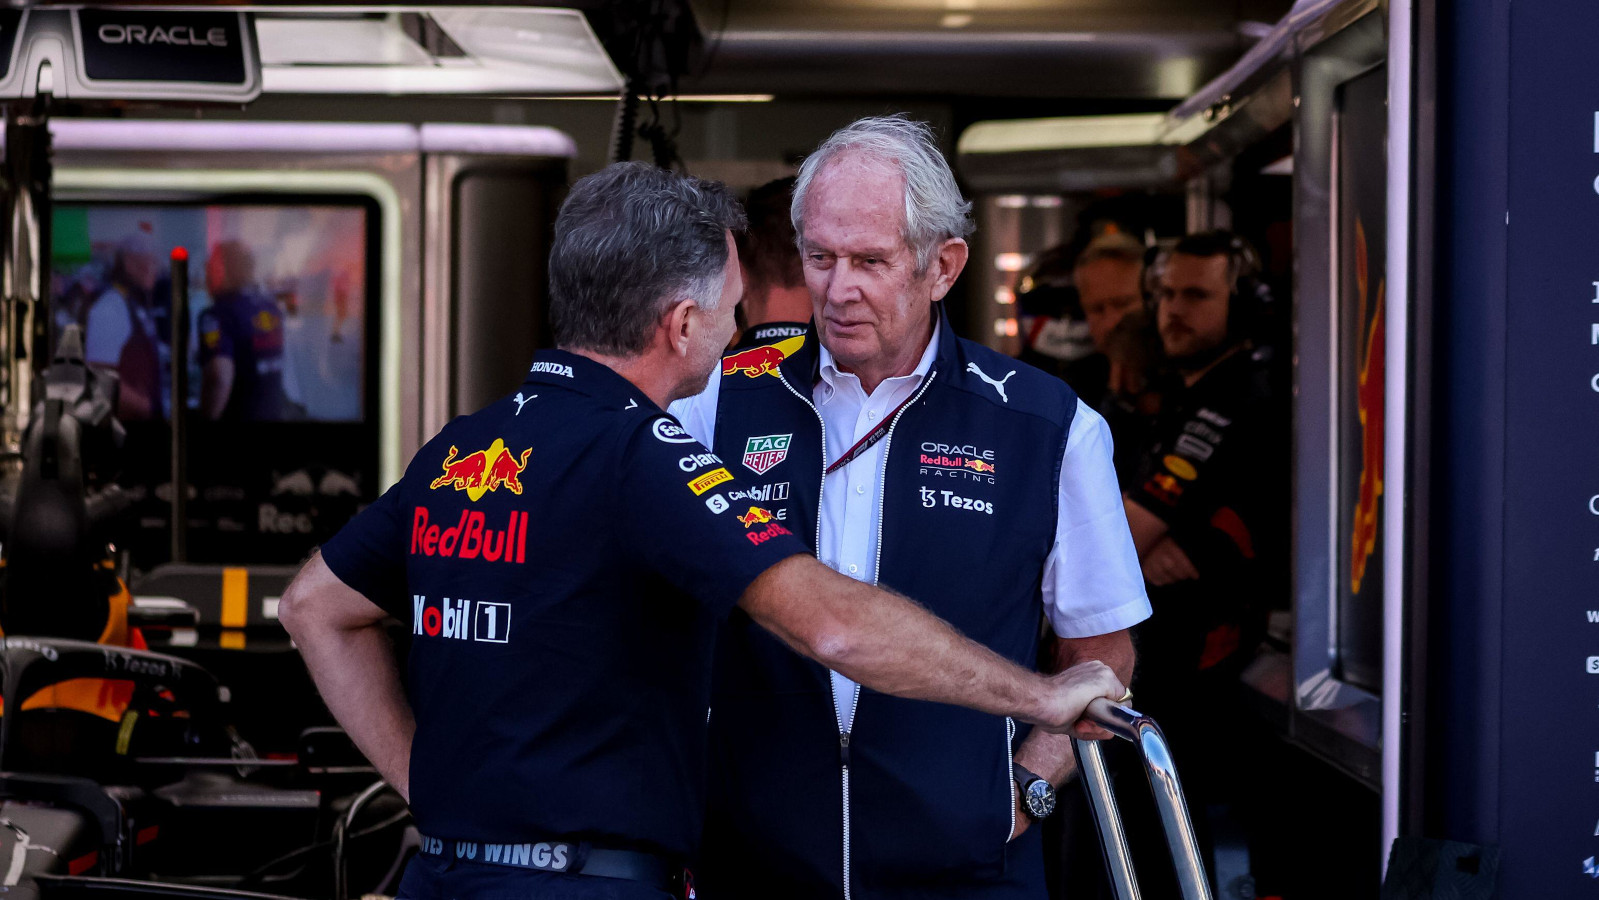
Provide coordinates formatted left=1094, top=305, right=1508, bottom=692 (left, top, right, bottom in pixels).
left=1072, top=735, right=1142, bottom=900
left=1069, top=698, right=1214, bottom=900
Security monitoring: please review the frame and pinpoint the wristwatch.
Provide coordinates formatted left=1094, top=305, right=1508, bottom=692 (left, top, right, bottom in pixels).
left=1012, top=762, right=1057, bottom=820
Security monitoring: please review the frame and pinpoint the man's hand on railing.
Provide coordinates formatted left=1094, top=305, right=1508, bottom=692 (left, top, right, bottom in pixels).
left=1037, top=660, right=1127, bottom=733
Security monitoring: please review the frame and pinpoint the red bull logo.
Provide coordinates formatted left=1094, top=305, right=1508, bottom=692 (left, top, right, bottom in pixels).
left=962, top=459, right=996, bottom=474
left=746, top=521, right=793, bottom=546
left=738, top=506, right=775, bottom=528
left=411, top=507, right=528, bottom=564
left=722, top=335, right=805, bottom=378
left=429, top=439, right=532, bottom=502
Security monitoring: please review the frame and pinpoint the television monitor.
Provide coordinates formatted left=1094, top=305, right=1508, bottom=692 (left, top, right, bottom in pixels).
left=49, top=196, right=381, bottom=568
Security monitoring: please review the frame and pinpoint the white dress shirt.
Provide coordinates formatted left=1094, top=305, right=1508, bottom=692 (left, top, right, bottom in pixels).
left=670, top=324, right=1151, bottom=732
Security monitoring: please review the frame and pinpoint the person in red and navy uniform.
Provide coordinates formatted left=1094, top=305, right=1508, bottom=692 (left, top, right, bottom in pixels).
left=1120, top=230, right=1288, bottom=895
left=279, top=162, right=1127, bottom=900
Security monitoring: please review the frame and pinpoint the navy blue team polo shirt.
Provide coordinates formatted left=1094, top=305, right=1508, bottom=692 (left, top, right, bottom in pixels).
left=319, top=349, right=806, bottom=860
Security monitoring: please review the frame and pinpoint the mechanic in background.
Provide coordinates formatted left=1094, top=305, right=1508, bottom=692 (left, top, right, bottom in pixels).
left=1121, top=230, right=1289, bottom=891
left=731, top=177, right=811, bottom=349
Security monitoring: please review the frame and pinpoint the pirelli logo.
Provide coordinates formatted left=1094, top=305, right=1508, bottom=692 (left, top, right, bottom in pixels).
left=688, top=467, right=733, bottom=495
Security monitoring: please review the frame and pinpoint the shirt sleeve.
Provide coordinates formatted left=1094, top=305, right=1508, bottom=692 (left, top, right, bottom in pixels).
left=1042, top=400, right=1152, bottom=638
left=197, top=307, right=233, bottom=365
left=319, top=478, right=411, bottom=620
left=614, top=413, right=807, bottom=617
left=665, top=367, right=722, bottom=448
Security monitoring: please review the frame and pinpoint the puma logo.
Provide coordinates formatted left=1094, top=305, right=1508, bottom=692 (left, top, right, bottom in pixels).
left=966, top=362, right=1016, bottom=403
left=513, top=392, right=536, bottom=415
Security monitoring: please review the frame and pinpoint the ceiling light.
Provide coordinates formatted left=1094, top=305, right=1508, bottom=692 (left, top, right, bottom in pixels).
left=533, top=93, right=775, bottom=102
left=994, top=252, right=1030, bottom=272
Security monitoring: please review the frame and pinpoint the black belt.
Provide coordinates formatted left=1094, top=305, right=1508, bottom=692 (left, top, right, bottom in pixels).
left=418, top=835, right=689, bottom=895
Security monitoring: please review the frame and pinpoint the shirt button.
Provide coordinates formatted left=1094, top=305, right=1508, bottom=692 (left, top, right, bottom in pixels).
left=848, top=564, right=859, bottom=574
left=867, top=409, right=879, bottom=419
left=855, top=484, right=866, bottom=494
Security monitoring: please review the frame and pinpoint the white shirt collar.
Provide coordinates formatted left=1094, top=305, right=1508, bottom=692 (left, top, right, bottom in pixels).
left=817, top=317, right=941, bottom=397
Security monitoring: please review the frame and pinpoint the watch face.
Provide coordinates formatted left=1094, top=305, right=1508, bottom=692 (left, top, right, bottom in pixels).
left=1025, top=779, right=1056, bottom=818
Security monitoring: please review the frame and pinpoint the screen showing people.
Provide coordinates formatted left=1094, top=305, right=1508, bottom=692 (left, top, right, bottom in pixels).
left=50, top=202, right=368, bottom=424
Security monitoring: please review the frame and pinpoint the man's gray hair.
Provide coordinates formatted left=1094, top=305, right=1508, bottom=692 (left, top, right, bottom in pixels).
left=550, top=162, right=746, bottom=356
left=791, top=114, right=974, bottom=273
left=1073, top=231, right=1146, bottom=275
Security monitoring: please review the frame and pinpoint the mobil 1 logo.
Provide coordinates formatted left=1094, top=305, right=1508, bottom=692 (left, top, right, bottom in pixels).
left=412, top=595, right=511, bottom=644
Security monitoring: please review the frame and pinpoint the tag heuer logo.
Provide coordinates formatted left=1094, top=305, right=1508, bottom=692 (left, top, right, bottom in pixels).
left=742, top=434, right=792, bottom=475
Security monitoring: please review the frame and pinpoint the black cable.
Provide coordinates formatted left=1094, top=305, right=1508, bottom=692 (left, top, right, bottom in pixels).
left=694, top=0, right=733, bottom=79
left=236, top=808, right=412, bottom=887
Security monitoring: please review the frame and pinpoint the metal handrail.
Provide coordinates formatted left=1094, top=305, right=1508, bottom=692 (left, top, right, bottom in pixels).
left=1070, top=697, right=1213, bottom=900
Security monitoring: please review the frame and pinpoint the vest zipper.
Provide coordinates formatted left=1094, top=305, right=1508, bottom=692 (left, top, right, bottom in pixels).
left=779, top=365, right=938, bottom=900
left=778, top=369, right=852, bottom=898
left=1005, top=716, right=1017, bottom=843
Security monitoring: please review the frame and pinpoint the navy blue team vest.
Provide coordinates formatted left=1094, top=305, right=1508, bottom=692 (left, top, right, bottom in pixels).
left=702, top=306, right=1079, bottom=899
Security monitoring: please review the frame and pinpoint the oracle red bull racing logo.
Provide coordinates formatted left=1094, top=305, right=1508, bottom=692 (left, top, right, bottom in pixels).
left=918, top=442, right=997, bottom=483
left=429, top=439, right=531, bottom=501
left=721, top=335, right=805, bottom=378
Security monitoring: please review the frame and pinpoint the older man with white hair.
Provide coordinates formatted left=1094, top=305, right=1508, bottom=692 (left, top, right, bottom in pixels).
left=671, top=116, right=1151, bottom=899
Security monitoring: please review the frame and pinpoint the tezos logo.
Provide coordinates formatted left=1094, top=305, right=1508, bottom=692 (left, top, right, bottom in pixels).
left=652, top=418, right=697, bottom=444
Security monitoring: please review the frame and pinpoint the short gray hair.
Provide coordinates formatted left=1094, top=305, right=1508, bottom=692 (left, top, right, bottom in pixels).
left=792, top=115, right=974, bottom=273
left=550, top=162, right=746, bottom=356
left=1073, top=231, right=1146, bottom=276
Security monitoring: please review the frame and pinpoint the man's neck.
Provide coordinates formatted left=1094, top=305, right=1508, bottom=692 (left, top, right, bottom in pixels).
left=838, top=318, right=936, bottom=396
left=1178, top=342, right=1244, bottom=388
left=752, top=285, right=812, bottom=328
left=565, top=346, right=678, bottom=410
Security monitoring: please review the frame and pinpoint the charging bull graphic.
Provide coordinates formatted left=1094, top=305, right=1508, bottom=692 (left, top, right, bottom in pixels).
left=1350, top=218, right=1385, bottom=594
left=430, top=439, right=532, bottom=502
left=722, top=335, right=806, bottom=378
left=963, top=459, right=996, bottom=475
left=738, top=507, right=775, bottom=528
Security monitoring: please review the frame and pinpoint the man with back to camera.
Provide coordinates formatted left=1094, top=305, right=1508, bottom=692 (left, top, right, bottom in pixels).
left=198, top=240, right=295, bottom=421
left=278, top=161, right=1126, bottom=900
left=669, top=116, right=1150, bottom=899
left=731, top=177, right=812, bottom=349
left=1120, top=230, right=1288, bottom=885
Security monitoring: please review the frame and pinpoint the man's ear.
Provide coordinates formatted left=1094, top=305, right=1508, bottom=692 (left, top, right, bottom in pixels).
left=928, top=238, right=970, bottom=303
left=662, top=297, right=697, bottom=357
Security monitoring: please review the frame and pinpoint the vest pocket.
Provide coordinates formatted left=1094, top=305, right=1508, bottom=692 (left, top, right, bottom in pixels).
left=847, top=697, right=1013, bottom=888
